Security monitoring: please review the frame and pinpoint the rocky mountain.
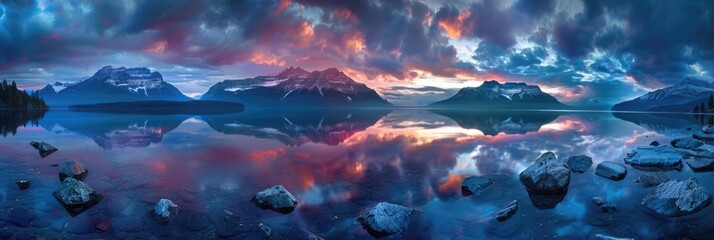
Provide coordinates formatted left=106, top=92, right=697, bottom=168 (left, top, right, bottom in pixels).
left=201, top=67, right=391, bottom=107
left=39, top=66, right=190, bottom=106
left=429, top=80, right=569, bottom=109
left=613, top=77, right=714, bottom=112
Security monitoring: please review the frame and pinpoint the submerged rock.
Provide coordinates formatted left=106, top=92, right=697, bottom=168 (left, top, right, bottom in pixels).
left=519, top=152, right=570, bottom=194
left=687, top=158, right=714, bottom=172
left=251, top=185, right=298, bottom=213
left=16, top=180, right=31, bottom=190
left=52, top=177, right=103, bottom=216
left=357, top=202, right=417, bottom=238
left=59, top=160, right=89, bottom=182
left=567, top=155, right=593, bottom=173
left=149, top=199, right=181, bottom=225
left=623, top=146, right=683, bottom=171
left=461, top=176, right=494, bottom=196
left=30, top=141, right=58, bottom=158
left=595, top=234, right=634, bottom=240
left=636, top=172, right=670, bottom=188
left=650, top=141, right=660, bottom=146
left=642, top=178, right=712, bottom=217
left=95, top=220, right=112, bottom=232
left=671, top=137, right=704, bottom=151
left=592, top=196, right=617, bottom=212
left=257, top=223, right=272, bottom=238
left=526, top=190, right=567, bottom=209
left=494, top=200, right=518, bottom=222
left=595, top=162, right=627, bottom=181
left=693, top=124, right=714, bottom=142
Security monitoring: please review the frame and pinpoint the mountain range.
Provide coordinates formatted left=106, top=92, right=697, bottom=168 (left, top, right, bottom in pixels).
left=612, top=77, right=714, bottom=112
left=429, top=80, right=570, bottom=109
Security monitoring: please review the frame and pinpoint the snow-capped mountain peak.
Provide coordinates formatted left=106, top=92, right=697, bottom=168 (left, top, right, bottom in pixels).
left=430, top=80, right=567, bottom=109
left=274, top=66, right=309, bottom=78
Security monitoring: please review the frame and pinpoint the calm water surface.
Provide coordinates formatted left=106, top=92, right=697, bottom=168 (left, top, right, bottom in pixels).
left=0, top=108, right=712, bottom=239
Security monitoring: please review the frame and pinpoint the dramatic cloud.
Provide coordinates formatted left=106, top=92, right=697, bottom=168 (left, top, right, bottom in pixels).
left=0, top=0, right=713, bottom=106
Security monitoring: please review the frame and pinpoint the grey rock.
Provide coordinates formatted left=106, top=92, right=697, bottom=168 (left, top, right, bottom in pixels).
left=30, top=141, right=58, bottom=158
left=671, top=137, right=704, bottom=150
left=59, top=160, right=88, bottom=182
left=642, top=178, right=712, bottom=217
left=592, top=196, right=617, bottom=212
left=461, top=176, right=494, bottom=196
left=52, top=177, right=103, bottom=216
left=16, top=180, right=30, bottom=190
left=149, top=199, right=181, bottom=225
left=686, top=158, right=714, bottom=172
left=595, top=162, right=627, bottom=181
left=567, top=155, right=593, bottom=173
left=357, top=202, right=417, bottom=238
left=636, top=172, right=670, bottom=188
left=519, top=152, right=570, bottom=194
left=623, top=146, right=683, bottom=171
left=494, top=200, right=518, bottom=222
left=251, top=185, right=298, bottom=213
left=257, top=223, right=272, bottom=238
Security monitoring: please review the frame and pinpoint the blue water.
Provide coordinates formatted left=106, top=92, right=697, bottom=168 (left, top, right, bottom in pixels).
left=0, top=109, right=712, bottom=239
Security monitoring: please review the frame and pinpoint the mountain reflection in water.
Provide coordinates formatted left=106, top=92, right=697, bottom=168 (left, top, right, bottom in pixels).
left=0, top=109, right=712, bottom=239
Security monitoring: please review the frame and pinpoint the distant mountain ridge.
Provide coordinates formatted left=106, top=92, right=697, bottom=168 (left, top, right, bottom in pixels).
left=39, top=65, right=190, bottom=106
left=429, top=80, right=569, bottom=109
left=201, top=66, right=391, bottom=107
left=613, top=77, right=714, bottom=112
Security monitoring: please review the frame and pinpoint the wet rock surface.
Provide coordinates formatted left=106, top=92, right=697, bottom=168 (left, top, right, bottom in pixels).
left=519, top=152, right=570, bottom=194
left=623, top=146, right=683, bottom=171
left=642, top=178, right=712, bottom=217
left=567, top=155, right=593, bottom=173
left=59, top=160, right=89, bottom=182
left=592, top=196, right=617, bottom=212
left=30, top=141, right=58, bottom=158
left=693, top=124, right=714, bottom=142
left=149, top=199, right=181, bottom=225
left=671, top=137, right=704, bottom=150
left=494, top=200, right=518, bottom=222
left=594, top=234, right=635, bottom=240
left=251, top=185, right=298, bottom=214
left=636, top=172, right=670, bottom=188
left=686, top=158, right=714, bottom=172
left=461, top=176, right=494, bottom=196
left=357, top=202, right=417, bottom=238
left=595, top=162, right=627, bottom=181
left=52, top=177, right=103, bottom=216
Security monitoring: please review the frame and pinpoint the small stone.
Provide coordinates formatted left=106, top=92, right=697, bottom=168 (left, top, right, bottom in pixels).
left=30, top=141, right=58, bottom=158
left=357, top=202, right=417, bottom=238
left=642, top=178, right=712, bottom=217
left=96, top=220, right=112, bottom=232
left=149, top=199, right=181, bottom=225
left=494, top=200, right=518, bottom=222
left=592, top=196, right=617, bottom=212
left=566, top=155, right=592, bottom=173
left=595, top=234, right=634, bottom=240
left=623, top=146, right=683, bottom=171
left=519, top=152, right=570, bottom=194
left=251, top=185, right=298, bottom=214
left=635, top=172, right=670, bottom=188
left=595, top=162, right=627, bottom=181
left=461, top=176, right=494, bottom=196
left=52, top=177, right=103, bottom=216
left=59, top=160, right=89, bottom=182
left=257, top=223, right=272, bottom=238
left=650, top=141, right=660, bottom=146
left=16, top=180, right=31, bottom=190
left=687, top=158, right=714, bottom=172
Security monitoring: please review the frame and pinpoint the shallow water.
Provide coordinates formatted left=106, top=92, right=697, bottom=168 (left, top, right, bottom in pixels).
left=0, top=108, right=713, bottom=239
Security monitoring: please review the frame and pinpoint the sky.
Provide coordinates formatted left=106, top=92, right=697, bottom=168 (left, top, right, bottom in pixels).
left=0, top=0, right=713, bottom=107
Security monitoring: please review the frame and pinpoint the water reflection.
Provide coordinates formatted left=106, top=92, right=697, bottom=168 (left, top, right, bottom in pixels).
left=0, top=109, right=47, bottom=137
left=431, top=109, right=562, bottom=135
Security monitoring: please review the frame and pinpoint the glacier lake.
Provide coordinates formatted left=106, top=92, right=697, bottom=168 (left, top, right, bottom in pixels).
left=1, top=108, right=713, bottom=239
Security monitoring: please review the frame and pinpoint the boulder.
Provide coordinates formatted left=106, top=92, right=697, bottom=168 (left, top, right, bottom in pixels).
left=149, top=199, right=181, bottom=225
left=650, top=141, right=660, bottom=146
left=595, top=162, right=627, bottom=181
left=566, top=155, right=592, bottom=173
left=623, top=146, right=683, bottom=171
left=16, top=180, right=31, bottom=190
left=357, top=202, right=417, bottom=238
left=642, top=178, right=712, bottom=217
left=671, top=137, right=704, bottom=151
left=251, top=185, right=298, bottom=213
left=494, top=200, right=518, bottom=222
left=59, top=160, right=89, bottom=182
left=636, top=172, right=670, bottom=188
left=687, top=158, right=714, bottom=172
left=30, top=141, right=58, bottom=158
left=461, top=176, right=494, bottom=196
left=52, top=177, right=103, bottom=216
left=592, top=196, right=617, bottom=212
left=519, top=152, right=570, bottom=194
